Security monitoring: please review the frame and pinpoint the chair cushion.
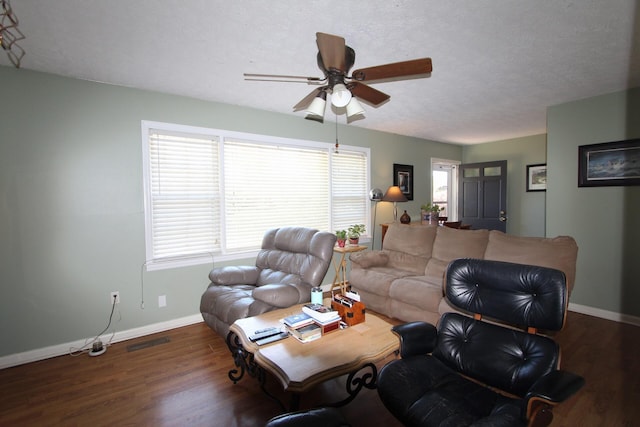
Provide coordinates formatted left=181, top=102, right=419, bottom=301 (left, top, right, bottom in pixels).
left=252, top=283, right=301, bottom=308
left=433, top=312, right=560, bottom=397
left=445, top=258, right=567, bottom=331
left=378, top=355, right=524, bottom=427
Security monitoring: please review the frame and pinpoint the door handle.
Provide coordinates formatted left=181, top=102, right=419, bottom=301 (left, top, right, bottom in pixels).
left=499, top=210, right=507, bottom=222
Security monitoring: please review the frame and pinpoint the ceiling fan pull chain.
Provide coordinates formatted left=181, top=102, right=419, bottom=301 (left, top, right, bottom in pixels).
left=335, top=114, right=339, bottom=154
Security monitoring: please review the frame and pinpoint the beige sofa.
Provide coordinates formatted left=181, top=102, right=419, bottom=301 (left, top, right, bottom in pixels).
left=349, top=223, right=578, bottom=324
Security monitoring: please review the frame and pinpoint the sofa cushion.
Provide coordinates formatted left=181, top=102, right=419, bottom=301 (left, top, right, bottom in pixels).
left=350, top=251, right=389, bottom=268
left=389, top=276, right=444, bottom=313
left=383, top=224, right=438, bottom=275
left=349, top=266, right=414, bottom=298
left=425, top=227, right=490, bottom=283
left=483, top=230, right=578, bottom=294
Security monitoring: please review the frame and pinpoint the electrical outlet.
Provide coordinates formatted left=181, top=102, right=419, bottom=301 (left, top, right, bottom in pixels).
left=158, top=295, right=167, bottom=308
left=110, top=291, right=120, bottom=304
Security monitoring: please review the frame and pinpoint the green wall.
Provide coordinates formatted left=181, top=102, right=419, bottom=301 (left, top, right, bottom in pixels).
left=547, top=88, right=640, bottom=319
left=0, top=66, right=461, bottom=358
left=462, top=134, right=547, bottom=237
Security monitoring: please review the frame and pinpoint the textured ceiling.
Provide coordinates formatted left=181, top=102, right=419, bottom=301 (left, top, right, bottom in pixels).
left=2, top=0, right=639, bottom=144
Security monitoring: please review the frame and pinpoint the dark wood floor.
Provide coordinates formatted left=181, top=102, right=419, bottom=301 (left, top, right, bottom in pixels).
left=1, top=311, right=638, bottom=427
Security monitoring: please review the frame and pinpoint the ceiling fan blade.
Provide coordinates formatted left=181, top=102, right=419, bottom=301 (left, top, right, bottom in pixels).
left=349, top=82, right=390, bottom=106
left=244, top=73, right=325, bottom=83
left=293, top=87, right=324, bottom=111
left=351, top=58, right=432, bottom=82
left=316, top=32, right=346, bottom=72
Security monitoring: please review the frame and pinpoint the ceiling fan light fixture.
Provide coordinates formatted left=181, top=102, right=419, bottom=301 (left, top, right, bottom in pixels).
left=305, top=90, right=327, bottom=119
left=346, top=97, right=365, bottom=118
left=331, top=83, right=352, bottom=108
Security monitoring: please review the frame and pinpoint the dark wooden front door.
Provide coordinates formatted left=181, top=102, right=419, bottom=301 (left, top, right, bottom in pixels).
left=458, top=160, right=507, bottom=231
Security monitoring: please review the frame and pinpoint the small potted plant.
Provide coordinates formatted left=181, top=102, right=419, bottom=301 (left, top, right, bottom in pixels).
left=335, top=230, right=347, bottom=248
left=347, top=224, right=366, bottom=245
left=420, top=203, right=443, bottom=225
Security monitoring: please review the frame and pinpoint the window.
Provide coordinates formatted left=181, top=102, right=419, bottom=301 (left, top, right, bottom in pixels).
left=142, top=121, right=370, bottom=270
left=431, top=159, right=460, bottom=220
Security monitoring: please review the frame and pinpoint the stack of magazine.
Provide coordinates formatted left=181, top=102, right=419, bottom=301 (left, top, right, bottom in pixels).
left=283, top=304, right=341, bottom=342
left=283, top=312, right=321, bottom=342
left=288, top=323, right=322, bottom=343
left=302, top=303, right=341, bottom=334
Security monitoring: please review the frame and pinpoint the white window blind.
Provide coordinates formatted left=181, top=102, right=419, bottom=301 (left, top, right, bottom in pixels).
left=224, top=139, right=330, bottom=250
left=147, top=131, right=220, bottom=261
left=142, top=121, right=370, bottom=270
left=331, top=149, right=368, bottom=231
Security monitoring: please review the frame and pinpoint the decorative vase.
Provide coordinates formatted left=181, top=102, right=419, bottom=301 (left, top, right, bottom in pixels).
left=337, top=238, right=346, bottom=248
left=400, top=210, right=411, bottom=224
left=349, top=237, right=359, bottom=245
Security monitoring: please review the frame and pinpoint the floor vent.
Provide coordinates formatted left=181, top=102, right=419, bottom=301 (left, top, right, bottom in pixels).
left=126, top=336, right=170, bottom=352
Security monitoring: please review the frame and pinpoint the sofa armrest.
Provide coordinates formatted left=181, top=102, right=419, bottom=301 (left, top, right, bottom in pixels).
left=208, top=266, right=259, bottom=286
left=350, top=251, right=389, bottom=268
left=252, top=284, right=301, bottom=308
left=392, top=321, right=438, bottom=358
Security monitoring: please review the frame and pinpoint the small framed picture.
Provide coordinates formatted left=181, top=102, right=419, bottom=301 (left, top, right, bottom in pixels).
left=526, top=164, right=547, bottom=192
left=393, top=163, right=414, bottom=200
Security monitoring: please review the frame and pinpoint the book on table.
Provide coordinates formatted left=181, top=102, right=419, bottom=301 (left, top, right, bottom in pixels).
left=283, top=312, right=314, bottom=328
left=314, top=317, right=341, bottom=334
left=287, top=323, right=322, bottom=343
left=302, top=303, right=341, bottom=323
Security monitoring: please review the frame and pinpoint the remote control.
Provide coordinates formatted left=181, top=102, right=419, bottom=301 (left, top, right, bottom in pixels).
left=255, top=331, right=289, bottom=346
left=249, top=327, right=281, bottom=342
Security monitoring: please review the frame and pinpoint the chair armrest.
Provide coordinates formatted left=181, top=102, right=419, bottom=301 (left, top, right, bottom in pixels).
left=349, top=251, right=389, bottom=268
left=252, top=284, right=301, bottom=308
left=208, top=266, right=259, bottom=286
left=392, top=321, right=438, bottom=358
left=524, top=370, right=585, bottom=418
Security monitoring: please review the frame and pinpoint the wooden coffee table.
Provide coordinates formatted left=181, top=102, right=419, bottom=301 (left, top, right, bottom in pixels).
left=226, top=303, right=399, bottom=410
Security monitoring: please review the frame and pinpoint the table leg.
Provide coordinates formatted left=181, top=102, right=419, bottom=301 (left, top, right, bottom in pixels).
left=225, top=331, right=286, bottom=411
left=226, top=330, right=253, bottom=383
left=289, top=393, right=301, bottom=411
left=331, top=252, right=348, bottom=294
left=319, top=362, right=378, bottom=408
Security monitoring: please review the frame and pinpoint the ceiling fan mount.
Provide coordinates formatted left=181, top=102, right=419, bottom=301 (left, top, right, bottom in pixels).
left=244, top=32, right=432, bottom=121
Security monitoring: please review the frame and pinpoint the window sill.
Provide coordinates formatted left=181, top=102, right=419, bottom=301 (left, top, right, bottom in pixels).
left=145, top=250, right=260, bottom=272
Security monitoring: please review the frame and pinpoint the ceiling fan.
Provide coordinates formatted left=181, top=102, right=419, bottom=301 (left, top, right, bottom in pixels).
left=244, top=32, right=433, bottom=121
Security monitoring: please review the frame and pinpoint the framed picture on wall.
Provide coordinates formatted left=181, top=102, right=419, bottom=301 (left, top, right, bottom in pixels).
left=393, top=163, right=414, bottom=200
left=578, top=139, right=640, bottom=187
left=526, top=164, right=547, bottom=192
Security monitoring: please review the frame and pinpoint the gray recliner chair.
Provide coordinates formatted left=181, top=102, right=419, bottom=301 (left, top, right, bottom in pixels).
left=200, top=226, right=337, bottom=337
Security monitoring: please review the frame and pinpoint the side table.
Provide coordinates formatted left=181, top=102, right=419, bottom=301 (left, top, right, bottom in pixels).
left=331, top=245, right=367, bottom=295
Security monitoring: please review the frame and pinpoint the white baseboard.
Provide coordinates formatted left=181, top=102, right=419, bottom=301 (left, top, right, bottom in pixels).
left=0, top=314, right=204, bottom=370
left=2, top=305, right=637, bottom=370
left=569, top=302, right=640, bottom=327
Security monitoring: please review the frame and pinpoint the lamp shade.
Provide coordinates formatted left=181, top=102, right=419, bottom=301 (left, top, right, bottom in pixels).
left=306, top=91, right=327, bottom=118
left=346, top=96, right=365, bottom=118
left=382, top=186, right=408, bottom=202
left=331, top=83, right=352, bottom=108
